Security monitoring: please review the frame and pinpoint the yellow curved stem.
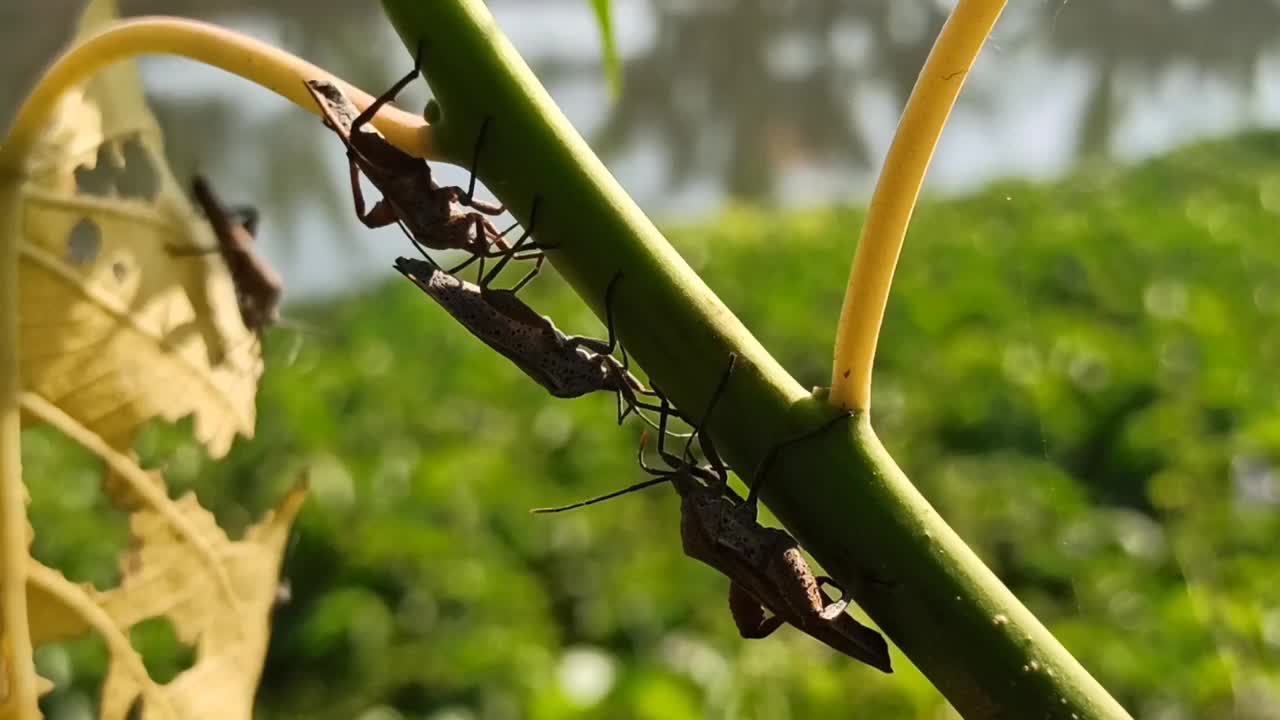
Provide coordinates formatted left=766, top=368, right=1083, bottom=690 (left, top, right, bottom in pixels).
left=0, top=19, right=436, bottom=716
left=829, top=0, right=1006, bottom=412
left=0, top=16, right=436, bottom=172
left=0, top=181, right=37, bottom=718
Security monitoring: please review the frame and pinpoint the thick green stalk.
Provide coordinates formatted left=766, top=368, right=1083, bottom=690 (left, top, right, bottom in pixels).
left=381, top=2, right=1131, bottom=717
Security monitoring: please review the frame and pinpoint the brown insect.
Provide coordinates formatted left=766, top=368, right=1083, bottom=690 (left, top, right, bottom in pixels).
left=304, top=50, right=536, bottom=273
left=394, top=212, right=664, bottom=425
left=172, top=175, right=283, bottom=336
left=534, top=354, right=892, bottom=672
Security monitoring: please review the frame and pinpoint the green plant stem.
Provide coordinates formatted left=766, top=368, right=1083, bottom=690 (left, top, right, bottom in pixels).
left=380, top=1, right=1131, bottom=716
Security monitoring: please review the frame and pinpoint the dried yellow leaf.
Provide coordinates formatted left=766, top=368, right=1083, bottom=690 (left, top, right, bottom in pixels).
left=17, top=0, right=262, bottom=464
left=28, top=484, right=306, bottom=720
left=0, top=635, right=53, bottom=719
left=4, top=1, right=292, bottom=716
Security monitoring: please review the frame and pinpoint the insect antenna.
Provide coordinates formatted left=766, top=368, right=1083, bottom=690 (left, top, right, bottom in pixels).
left=635, top=431, right=673, bottom=475
left=531, top=433, right=675, bottom=514
left=529, top=475, right=673, bottom=514
left=530, top=404, right=686, bottom=514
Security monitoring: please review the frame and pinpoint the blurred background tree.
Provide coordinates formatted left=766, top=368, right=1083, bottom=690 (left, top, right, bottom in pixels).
left=8, top=1, right=1280, bottom=718
left=5, top=0, right=1277, bottom=290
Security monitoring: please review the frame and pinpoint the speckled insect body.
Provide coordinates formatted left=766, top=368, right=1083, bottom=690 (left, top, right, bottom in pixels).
left=534, top=355, right=893, bottom=673
left=394, top=255, right=660, bottom=423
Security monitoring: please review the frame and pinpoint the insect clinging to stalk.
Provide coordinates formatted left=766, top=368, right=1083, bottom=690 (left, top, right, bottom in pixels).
left=394, top=204, right=665, bottom=425
left=305, top=49, right=541, bottom=273
left=533, top=354, right=892, bottom=672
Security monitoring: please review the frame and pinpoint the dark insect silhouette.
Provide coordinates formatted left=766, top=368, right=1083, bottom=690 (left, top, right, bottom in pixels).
left=394, top=206, right=663, bottom=425
left=173, top=175, right=283, bottom=336
left=535, top=354, right=892, bottom=672
left=305, top=47, right=541, bottom=274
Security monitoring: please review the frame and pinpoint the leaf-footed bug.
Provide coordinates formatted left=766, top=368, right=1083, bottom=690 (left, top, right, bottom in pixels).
left=171, top=175, right=283, bottom=336
left=393, top=211, right=666, bottom=426
left=533, top=354, right=892, bottom=672
left=304, top=49, right=541, bottom=274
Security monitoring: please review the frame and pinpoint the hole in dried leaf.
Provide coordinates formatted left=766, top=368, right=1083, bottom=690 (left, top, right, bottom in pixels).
left=72, top=137, right=159, bottom=200
left=73, top=146, right=117, bottom=197
left=112, top=260, right=129, bottom=282
left=116, top=138, right=159, bottom=200
left=34, top=645, right=72, bottom=689
left=66, top=218, right=101, bottom=266
left=35, top=635, right=107, bottom=717
left=24, top=426, right=129, bottom=587
left=129, top=617, right=196, bottom=684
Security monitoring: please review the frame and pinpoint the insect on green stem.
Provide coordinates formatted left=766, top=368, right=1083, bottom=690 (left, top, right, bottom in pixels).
left=304, top=47, right=544, bottom=276
left=394, top=218, right=665, bottom=426
left=533, top=353, right=892, bottom=672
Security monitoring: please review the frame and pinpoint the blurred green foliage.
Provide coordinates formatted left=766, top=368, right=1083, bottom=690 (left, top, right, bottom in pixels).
left=588, top=0, right=622, bottom=100
left=29, top=132, right=1280, bottom=719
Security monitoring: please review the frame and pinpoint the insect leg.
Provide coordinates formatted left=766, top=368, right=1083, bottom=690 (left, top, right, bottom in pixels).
left=345, top=156, right=425, bottom=258
left=609, top=329, right=661, bottom=399
left=655, top=353, right=736, bottom=471
left=601, top=272, right=623, bottom=354
left=745, top=410, right=854, bottom=509
left=696, top=432, right=733, bottom=493
left=478, top=215, right=511, bottom=251
left=472, top=213, right=557, bottom=260
left=650, top=388, right=712, bottom=451
left=461, top=116, right=506, bottom=215
left=351, top=40, right=425, bottom=134
left=609, top=365, right=672, bottom=427
left=448, top=211, right=516, bottom=279
left=729, top=582, right=786, bottom=639
left=447, top=252, right=481, bottom=277
left=479, top=196, right=542, bottom=290
left=815, top=576, right=851, bottom=620
left=505, top=254, right=546, bottom=294
left=346, top=157, right=400, bottom=229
